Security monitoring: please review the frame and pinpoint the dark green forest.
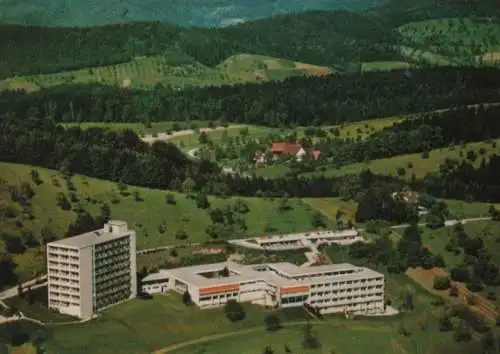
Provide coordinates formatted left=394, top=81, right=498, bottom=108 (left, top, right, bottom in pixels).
left=1, top=67, right=499, bottom=127
left=369, top=0, right=500, bottom=26
left=315, top=104, right=500, bottom=166
left=0, top=10, right=402, bottom=79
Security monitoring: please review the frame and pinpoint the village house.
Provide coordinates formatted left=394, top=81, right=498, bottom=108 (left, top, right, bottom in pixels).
left=254, top=142, right=321, bottom=165
left=392, top=187, right=428, bottom=216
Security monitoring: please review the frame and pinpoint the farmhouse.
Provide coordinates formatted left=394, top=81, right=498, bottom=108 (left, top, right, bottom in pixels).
left=254, top=142, right=321, bottom=164
left=391, top=187, right=428, bottom=216
left=141, top=261, right=385, bottom=315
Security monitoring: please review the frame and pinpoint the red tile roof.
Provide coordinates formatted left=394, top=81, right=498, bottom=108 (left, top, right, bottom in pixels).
left=310, top=150, right=321, bottom=160
left=272, top=142, right=302, bottom=155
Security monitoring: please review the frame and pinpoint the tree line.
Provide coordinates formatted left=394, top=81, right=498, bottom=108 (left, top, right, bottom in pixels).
left=2, top=67, right=500, bottom=128
left=0, top=108, right=407, bottom=200
left=0, top=11, right=403, bottom=79
left=318, top=104, right=500, bottom=166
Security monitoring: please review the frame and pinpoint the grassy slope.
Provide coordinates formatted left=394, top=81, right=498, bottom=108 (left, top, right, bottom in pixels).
left=308, top=138, right=500, bottom=180
left=0, top=162, right=322, bottom=281
left=44, top=292, right=312, bottom=354
left=45, top=280, right=448, bottom=354
left=0, top=53, right=334, bottom=92
left=61, top=120, right=213, bottom=136
left=398, top=18, right=500, bottom=64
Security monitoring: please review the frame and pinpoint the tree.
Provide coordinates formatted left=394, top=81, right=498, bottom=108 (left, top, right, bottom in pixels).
left=284, top=344, right=292, bottom=353
left=175, top=230, right=188, bottom=241
left=264, top=314, right=281, bottom=331
left=449, top=286, right=459, bottom=297
left=433, top=275, right=451, bottom=290
left=302, top=322, right=321, bottom=349
left=196, top=192, right=210, bottom=209
left=182, top=291, right=192, bottom=305
left=17, top=284, right=24, bottom=298
left=214, top=264, right=227, bottom=277
left=278, top=195, right=291, bottom=212
left=398, top=322, right=411, bottom=336
left=40, top=226, right=56, bottom=245
left=311, top=212, right=327, bottom=228
left=262, top=347, right=274, bottom=354
left=198, top=132, right=209, bottom=145
left=454, top=321, right=472, bottom=342
left=165, top=193, right=176, bottom=205
left=224, top=299, right=245, bottom=322
left=489, top=205, right=500, bottom=221
left=438, top=315, right=453, bottom=332
left=100, top=203, right=111, bottom=223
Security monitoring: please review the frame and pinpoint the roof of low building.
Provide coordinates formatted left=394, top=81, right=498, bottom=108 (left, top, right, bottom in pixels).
left=143, top=260, right=383, bottom=288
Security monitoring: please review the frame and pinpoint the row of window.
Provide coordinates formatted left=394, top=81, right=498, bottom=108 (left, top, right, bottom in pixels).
left=47, top=246, right=78, bottom=254
left=310, top=278, right=383, bottom=289
left=310, top=285, right=383, bottom=297
left=50, top=300, right=78, bottom=307
left=309, top=293, right=383, bottom=306
left=199, top=292, right=238, bottom=302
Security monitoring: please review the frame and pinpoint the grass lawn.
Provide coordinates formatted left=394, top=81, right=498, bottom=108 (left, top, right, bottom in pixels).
left=169, top=125, right=283, bottom=149
left=171, top=320, right=406, bottom=354
left=252, top=164, right=292, bottom=178
left=0, top=162, right=320, bottom=281
left=295, top=116, right=403, bottom=141
left=362, top=61, right=412, bottom=72
left=43, top=292, right=311, bottom=354
left=4, top=286, right=77, bottom=323
left=301, top=198, right=358, bottom=224
left=61, top=120, right=212, bottom=136
left=308, top=139, right=500, bottom=180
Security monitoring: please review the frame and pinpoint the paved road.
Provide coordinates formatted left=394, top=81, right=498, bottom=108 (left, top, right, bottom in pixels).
left=0, top=275, right=47, bottom=300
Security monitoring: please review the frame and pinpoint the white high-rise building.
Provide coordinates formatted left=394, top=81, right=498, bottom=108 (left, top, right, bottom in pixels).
left=46, top=220, right=137, bottom=319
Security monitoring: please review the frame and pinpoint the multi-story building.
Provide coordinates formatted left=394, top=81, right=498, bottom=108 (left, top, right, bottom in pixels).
left=142, top=261, right=385, bottom=315
left=46, top=220, right=137, bottom=319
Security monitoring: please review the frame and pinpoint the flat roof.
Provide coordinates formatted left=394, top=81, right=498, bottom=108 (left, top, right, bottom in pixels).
left=255, top=230, right=358, bottom=244
left=48, top=223, right=132, bottom=249
left=143, top=261, right=383, bottom=288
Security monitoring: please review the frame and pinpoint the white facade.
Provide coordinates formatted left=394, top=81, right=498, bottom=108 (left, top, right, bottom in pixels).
left=231, top=229, right=363, bottom=251
left=141, top=261, right=385, bottom=315
left=46, top=220, right=137, bottom=319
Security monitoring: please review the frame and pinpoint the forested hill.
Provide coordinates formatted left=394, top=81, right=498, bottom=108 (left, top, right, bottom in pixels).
left=1, top=67, right=499, bottom=127
left=0, top=11, right=401, bottom=79
left=369, top=0, right=500, bottom=26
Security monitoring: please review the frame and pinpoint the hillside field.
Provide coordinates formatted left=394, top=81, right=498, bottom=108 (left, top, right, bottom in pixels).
left=398, top=18, right=500, bottom=64
left=0, top=54, right=334, bottom=92
left=61, top=120, right=213, bottom=136
left=0, top=162, right=340, bottom=281
left=43, top=275, right=454, bottom=354
left=306, top=138, right=500, bottom=180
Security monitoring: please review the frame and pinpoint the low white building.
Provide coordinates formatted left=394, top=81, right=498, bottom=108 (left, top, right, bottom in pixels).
left=141, top=261, right=385, bottom=315
left=237, top=229, right=362, bottom=250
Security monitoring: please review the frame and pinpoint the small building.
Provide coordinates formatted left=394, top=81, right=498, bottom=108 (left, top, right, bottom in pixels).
left=249, top=230, right=362, bottom=250
left=141, top=261, right=385, bottom=315
left=254, top=142, right=322, bottom=164
left=46, top=221, right=137, bottom=319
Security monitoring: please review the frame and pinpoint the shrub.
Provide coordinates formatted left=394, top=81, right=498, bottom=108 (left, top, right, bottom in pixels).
left=224, top=300, right=245, bottom=322
left=264, top=314, right=281, bottom=331
left=433, top=275, right=451, bottom=290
